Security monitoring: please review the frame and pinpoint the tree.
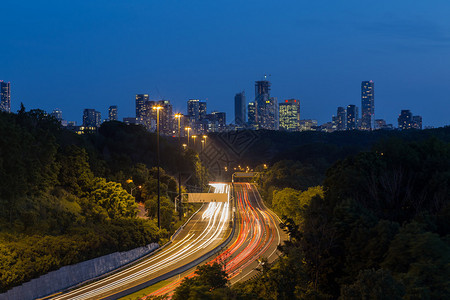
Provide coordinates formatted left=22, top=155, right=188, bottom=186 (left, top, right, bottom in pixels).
left=85, top=178, right=138, bottom=221
left=339, top=269, right=405, bottom=300
left=173, top=262, right=229, bottom=300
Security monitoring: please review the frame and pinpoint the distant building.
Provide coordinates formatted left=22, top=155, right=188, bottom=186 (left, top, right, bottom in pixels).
left=203, top=111, right=226, bottom=132
left=346, top=104, right=358, bottom=130
left=199, top=101, right=207, bottom=120
left=123, top=117, right=138, bottom=125
left=51, top=108, right=63, bottom=122
left=320, top=122, right=335, bottom=133
left=83, top=109, right=101, bottom=128
left=361, top=80, right=375, bottom=130
left=108, top=105, right=118, bottom=121
left=254, top=79, right=277, bottom=130
left=187, top=99, right=207, bottom=133
left=279, top=99, right=300, bottom=131
left=187, top=99, right=200, bottom=122
left=398, top=111, right=422, bottom=130
left=136, top=94, right=149, bottom=124
left=412, top=115, right=423, bottom=130
left=234, top=91, right=246, bottom=126
left=0, top=81, right=11, bottom=113
left=156, top=100, right=173, bottom=135
left=248, top=102, right=256, bottom=128
left=299, top=119, right=318, bottom=131
left=336, top=106, right=346, bottom=131
left=398, top=110, right=413, bottom=130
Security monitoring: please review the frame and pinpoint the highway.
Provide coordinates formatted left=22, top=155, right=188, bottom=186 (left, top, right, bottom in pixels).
left=52, top=183, right=232, bottom=300
left=149, top=182, right=287, bottom=297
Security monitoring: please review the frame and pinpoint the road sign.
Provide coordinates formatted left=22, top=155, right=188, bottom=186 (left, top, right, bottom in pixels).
left=182, top=193, right=228, bottom=203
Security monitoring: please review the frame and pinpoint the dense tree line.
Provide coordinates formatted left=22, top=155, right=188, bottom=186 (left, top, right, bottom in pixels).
left=0, top=109, right=207, bottom=292
left=233, top=137, right=450, bottom=299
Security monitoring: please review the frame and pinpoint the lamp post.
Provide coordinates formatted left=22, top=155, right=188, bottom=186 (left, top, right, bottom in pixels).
left=185, top=127, right=191, bottom=147
left=131, top=185, right=142, bottom=197
left=203, top=135, right=207, bottom=149
left=153, top=105, right=163, bottom=229
left=174, top=113, right=182, bottom=220
left=201, top=139, right=205, bottom=151
left=192, top=135, right=197, bottom=150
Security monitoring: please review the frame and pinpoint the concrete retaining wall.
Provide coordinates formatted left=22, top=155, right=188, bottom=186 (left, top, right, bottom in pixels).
left=0, top=243, right=159, bottom=300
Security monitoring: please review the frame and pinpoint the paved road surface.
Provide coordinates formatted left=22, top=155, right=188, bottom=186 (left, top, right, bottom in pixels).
left=52, top=183, right=232, bottom=300
left=149, top=182, right=287, bottom=297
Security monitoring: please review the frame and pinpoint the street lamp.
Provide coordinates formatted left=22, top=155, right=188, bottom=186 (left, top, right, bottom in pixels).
left=174, top=114, right=182, bottom=138
left=185, top=127, right=191, bottom=147
left=182, top=143, right=187, bottom=150
left=153, top=105, right=163, bottom=229
left=192, top=135, right=197, bottom=149
left=174, top=113, right=182, bottom=220
left=203, top=135, right=207, bottom=149
left=201, top=139, right=205, bottom=151
left=131, top=185, right=142, bottom=197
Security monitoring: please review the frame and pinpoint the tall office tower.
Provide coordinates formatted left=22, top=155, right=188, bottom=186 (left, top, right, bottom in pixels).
left=187, top=99, right=206, bottom=132
left=248, top=102, right=256, bottom=128
left=187, top=99, right=200, bottom=121
left=108, top=105, right=118, bottom=121
left=279, top=99, right=300, bottom=131
left=255, top=79, right=271, bottom=129
left=398, top=110, right=413, bottom=130
left=136, top=94, right=149, bottom=124
left=336, top=106, right=347, bottom=131
left=234, top=91, right=246, bottom=126
left=51, top=108, right=63, bottom=122
left=83, top=109, right=102, bottom=127
left=361, top=80, right=375, bottom=130
left=199, top=101, right=207, bottom=120
left=347, top=104, right=358, bottom=130
left=156, top=100, right=173, bottom=135
left=0, top=81, right=11, bottom=113
left=412, top=115, right=422, bottom=130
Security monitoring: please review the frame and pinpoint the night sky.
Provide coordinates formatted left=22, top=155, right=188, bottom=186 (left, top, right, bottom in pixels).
left=1, top=1, right=450, bottom=127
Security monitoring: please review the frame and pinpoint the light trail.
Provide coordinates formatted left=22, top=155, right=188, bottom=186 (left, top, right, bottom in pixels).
left=52, top=183, right=231, bottom=300
left=149, top=183, right=284, bottom=298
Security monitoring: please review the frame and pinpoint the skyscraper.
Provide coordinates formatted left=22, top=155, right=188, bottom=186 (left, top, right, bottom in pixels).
left=279, top=99, right=300, bottom=131
left=83, top=109, right=101, bottom=127
left=187, top=99, right=207, bottom=133
left=136, top=94, right=149, bottom=125
left=336, top=106, right=346, bottom=131
left=248, top=102, right=256, bottom=128
left=0, top=81, right=11, bottom=113
left=108, top=105, right=118, bottom=121
left=157, top=100, right=173, bottom=135
left=187, top=99, right=200, bottom=121
left=199, top=101, right=207, bottom=121
left=347, top=104, right=358, bottom=130
left=234, top=91, right=246, bottom=126
left=398, top=110, right=413, bottom=130
left=255, top=79, right=272, bottom=129
left=361, top=80, right=375, bottom=130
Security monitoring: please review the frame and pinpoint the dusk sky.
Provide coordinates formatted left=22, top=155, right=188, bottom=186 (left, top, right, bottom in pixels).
left=1, top=0, right=450, bottom=127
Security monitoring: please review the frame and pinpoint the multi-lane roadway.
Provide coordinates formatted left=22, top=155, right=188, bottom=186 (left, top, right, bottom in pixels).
left=52, top=183, right=232, bottom=300
left=149, top=182, right=287, bottom=297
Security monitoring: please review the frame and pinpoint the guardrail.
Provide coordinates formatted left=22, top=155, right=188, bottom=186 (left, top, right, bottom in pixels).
left=105, top=196, right=236, bottom=300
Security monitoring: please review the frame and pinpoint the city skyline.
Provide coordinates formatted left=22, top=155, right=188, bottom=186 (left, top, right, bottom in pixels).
left=2, top=1, right=450, bottom=127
